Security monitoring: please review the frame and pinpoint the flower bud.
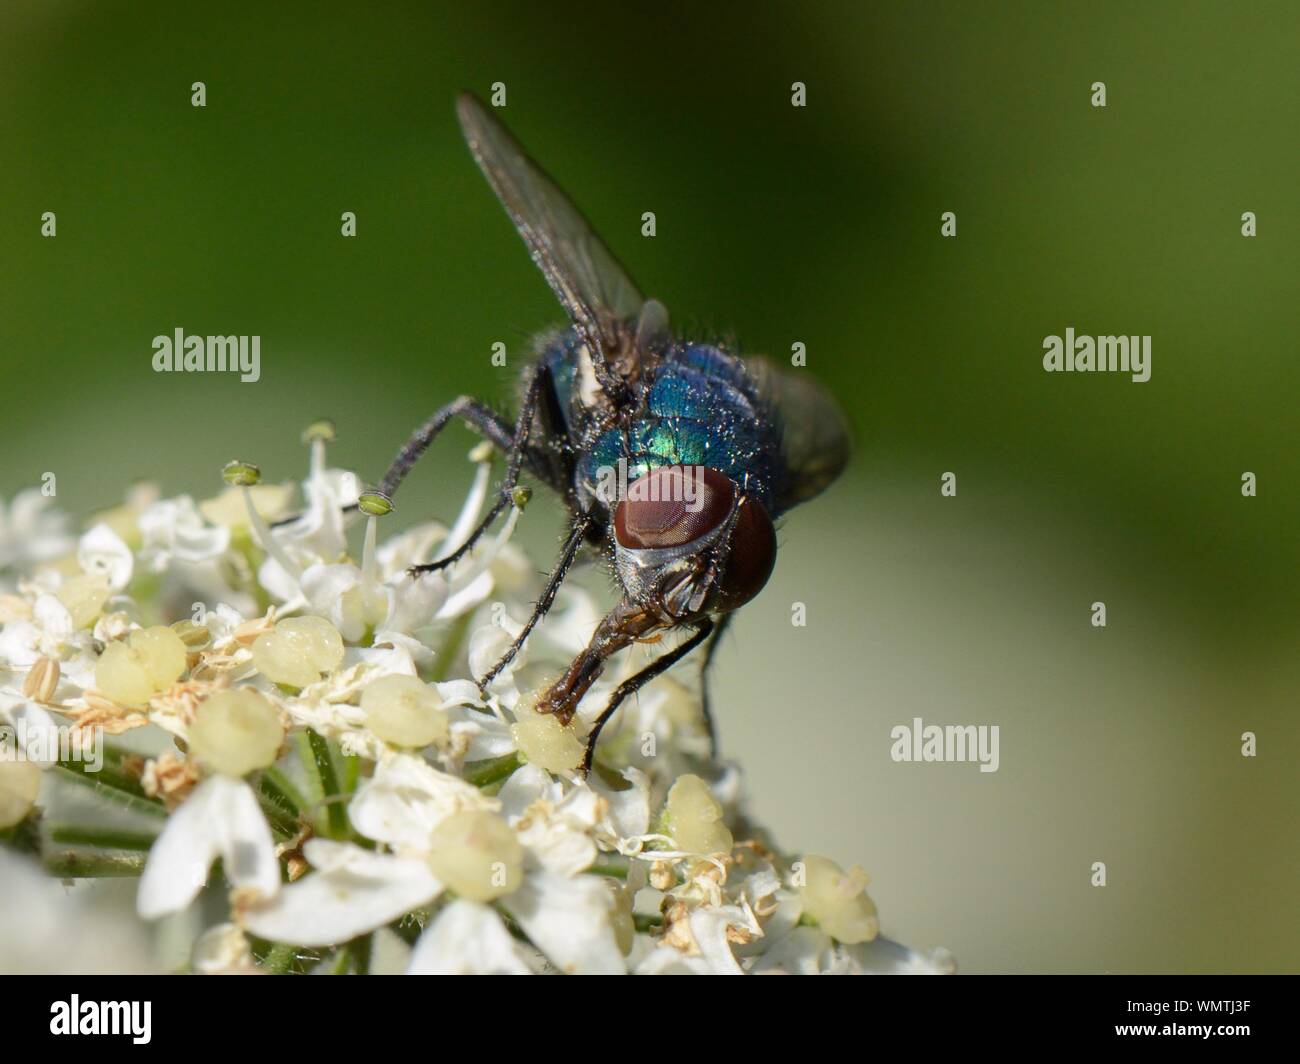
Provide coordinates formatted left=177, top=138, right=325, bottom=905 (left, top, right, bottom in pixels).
left=511, top=700, right=583, bottom=774
left=94, top=625, right=188, bottom=707
left=56, top=572, right=111, bottom=630
left=0, top=759, right=41, bottom=829
left=427, top=811, right=524, bottom=902
left=251, top=615, right=345, bottom=688
left=797, top=854, right=879, bottom=945
left=188, top=689, right=284, bottom=776
left=664, top=774, right=733, bottom=855
left=362, top=674, right=448, bottom=748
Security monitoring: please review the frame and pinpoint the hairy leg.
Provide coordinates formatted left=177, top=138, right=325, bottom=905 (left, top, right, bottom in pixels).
left=580, top=618, right=715, bottom=776
left=476, top=513, right=598, bottom=692
left=395, top=371, right=549, bottom=575
left=696, top=610, right=732, bottom=759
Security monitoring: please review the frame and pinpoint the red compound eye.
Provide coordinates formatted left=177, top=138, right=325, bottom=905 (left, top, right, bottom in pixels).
left=714, top=495, right=776, bottom=609
left=614, top=466, right=736, bottom=549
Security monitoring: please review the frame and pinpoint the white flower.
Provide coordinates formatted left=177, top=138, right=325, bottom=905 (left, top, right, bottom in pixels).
left=0, top=489, right=73, bottom=573
left=137, top=774, right=280, bottom=919
left=0, top=592, right=98, bottom=691
left=138, top=496, right=231, bottom=570
left=239, top=755, right=479, bottom=946
left=406, top=900, right=532, bottom=974
left=242, top=837, right=442, bottom=946
left=77, top=523, right=135, bottom=592
left=0, top=438, right=951, bottom=977
left=241, top=753, right=625, bottom=973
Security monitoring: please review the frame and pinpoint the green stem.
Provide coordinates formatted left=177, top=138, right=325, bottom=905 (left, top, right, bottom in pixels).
left=347, top=934, right=372, bottom=975
left=45, top=849, right=147, bottom=878
left=589, top=860, right=629, bottom=880
left=463, top=751, right=521, bottom=789
left=430, top=612, right=473, bottom=681
left=51, top=765, right=167, bottom=819
left=263, top=765, right=311, bottom=818
left=57, top=750, right=153, bottom=799
left=341, top=753, right=361, bottom=794
left=47, top=824, right=157, bottom=851
left=304, top=729, right=347, bottom=838
left=257, top=774, right=304, bottom=837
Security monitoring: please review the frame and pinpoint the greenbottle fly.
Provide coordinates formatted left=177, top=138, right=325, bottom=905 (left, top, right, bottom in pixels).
left=376, top=94, right=850, bottom=774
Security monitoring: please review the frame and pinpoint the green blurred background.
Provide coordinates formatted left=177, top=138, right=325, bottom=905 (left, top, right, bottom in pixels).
left=1, top=0, right=1296, bottom=971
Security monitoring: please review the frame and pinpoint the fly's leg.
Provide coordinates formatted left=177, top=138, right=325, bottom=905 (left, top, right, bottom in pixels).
left=394, top=370, right=547, bottom=577
left=380, top=398, right=515, bottom=499
left=696, top=610, right=732, bottom=759
left=579, top=618, right=715, bottom=776
left=476, top=513, right=598, bottom=692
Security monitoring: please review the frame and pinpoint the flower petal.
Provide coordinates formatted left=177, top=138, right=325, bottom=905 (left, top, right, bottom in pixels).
left=406, top=900, right=532, bottom=974
left=138, top=775, right=275, bottom=918
left=241, top=840, right=441, bottom=946
left=503, top=872, right=624, bottom=975
left=77, top=523, right=134, bottom=591
left=349, top=753, right=494, bottom=849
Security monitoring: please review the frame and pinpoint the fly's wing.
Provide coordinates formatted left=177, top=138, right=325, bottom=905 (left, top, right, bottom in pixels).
left=747, top=358, right=852, bottom=510
left=456, top=93, right=646, bottom=392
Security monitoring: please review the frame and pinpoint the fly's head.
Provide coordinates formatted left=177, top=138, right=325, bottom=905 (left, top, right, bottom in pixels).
left=611, top=465, right=776, bottom=624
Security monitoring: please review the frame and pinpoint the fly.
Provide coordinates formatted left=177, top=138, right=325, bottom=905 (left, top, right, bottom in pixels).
left=375, top=94, right=851, bottom=775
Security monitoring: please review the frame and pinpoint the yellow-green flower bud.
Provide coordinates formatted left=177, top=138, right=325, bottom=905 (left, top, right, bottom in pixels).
left=511, top=700, right=583, bottom=775
left=664, top=774, right=733, bottom=855
left=251, top=615, right=345, bottom=688
left=427, top=810, right=524, bottom=902
left=94, top=625, right=188, bottom=707
left=188, top=689, right=285, bottom=777
left=798, top=855, right=879, bottom=945
left=0, top=759, right=41, bottom=829
left=56, top=572, right=111, bottom=630
left=361, top=674, right=449, bottom=748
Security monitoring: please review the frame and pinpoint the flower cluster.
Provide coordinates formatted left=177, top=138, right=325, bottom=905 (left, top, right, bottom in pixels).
left=0, top=428, right=952, bottom=975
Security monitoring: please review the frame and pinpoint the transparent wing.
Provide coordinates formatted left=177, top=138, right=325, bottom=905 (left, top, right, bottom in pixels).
left=456, top=93, right=644, bottom=381
left=748, top=358, right=852, bottom=510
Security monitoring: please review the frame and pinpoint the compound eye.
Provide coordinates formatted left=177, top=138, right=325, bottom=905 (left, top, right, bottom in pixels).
left=715, top=496, right=776, bottom=609
left=614, top=466, right=735, bottom=550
